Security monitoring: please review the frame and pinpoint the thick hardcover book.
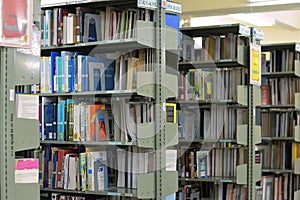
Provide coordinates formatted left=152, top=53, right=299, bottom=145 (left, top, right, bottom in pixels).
left=57, top=100, right=66, bottom=141
left=75, top=7, right=98, bottom=43
left=44, top=102, right=54, bottom=140
left=84, top=13, right=101, bottom=42
left=85, top=56, right=115, bottom=91
left=50, top=52, right=60, bottom=93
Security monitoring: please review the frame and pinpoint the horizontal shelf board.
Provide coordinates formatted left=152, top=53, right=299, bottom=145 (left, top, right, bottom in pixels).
left=261, top=71, right=299, bottom=78
left=41, top=39, right=150, bottom=55
left=179, top=60, right=245, bottom=71
left=179, top=139, right=237, bottom=143
left=261, top=169, right=294, bottom=174
left=175, top=100, right=239, bottom=104
left=39, top=90, right=137, bottom=97
left=41, top=0, right=136, bottom=9
left=261, top=43, right=300, bottom=52
left=258, top=104, right=295, bottom=109
left=261, top=137, right=294, bottom=141
left=40, top=187, right=137, bottom=197
left=179, top=177, right=236, bottom=183
left=180, top=24, right=249, bottom=37
left=40, top=140, right=137, bottom=146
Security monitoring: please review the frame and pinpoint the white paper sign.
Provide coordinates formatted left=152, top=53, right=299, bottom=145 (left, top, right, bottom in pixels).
left=16, top=94, right=39, bottom=120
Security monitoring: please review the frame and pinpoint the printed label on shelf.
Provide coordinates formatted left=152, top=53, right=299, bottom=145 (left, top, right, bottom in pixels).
left=250, top=43, right=261, bottom=86
left=137, top=0, right=157, bottom=9
left=166, top=1, right=182, bottom=13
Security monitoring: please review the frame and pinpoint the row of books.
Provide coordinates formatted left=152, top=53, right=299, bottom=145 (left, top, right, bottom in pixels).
left=179, top=68, right=246, bottom=101
left=42, top=6, right=155, bottom=46
left=178, top=183, right=250, bottom=200
left=181, top=34, right=248, bottom=62
left=256, top=141, right=300, bottom=170
left=178, top=145, right=247, bottom=179
left=40, top=98, right=155, bottom=142
left=38, top=145, right=156, bottom=191
left=178, top=106, right=248, bottom=140
left=41, top=99, right=110, bottom=141
left=260, top=111, right=299, bottom=138
left=261, top=49, right=300, bottom=73
left=261, top=77, right=300, bottom=105
left=261, top=174, right=300, bottom=200
left=40, top=49, right=154, bottom=93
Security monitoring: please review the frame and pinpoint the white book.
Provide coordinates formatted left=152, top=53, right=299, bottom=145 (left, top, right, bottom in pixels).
left=87, top=151, right=107, bottom=191
left=73, top=104, right=80, bottom=141
left=53, top=8, right=58, bottom=46
left=132, top=147, right=138, bottom=189
left=67, top=156, right=77, bottom=190
left=117, top=149, right=126, bottom=188
left=63, top=16, right=67, bottom=45
left=66, top=14, right=76, bottom=44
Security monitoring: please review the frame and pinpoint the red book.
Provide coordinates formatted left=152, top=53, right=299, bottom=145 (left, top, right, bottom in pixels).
left=261, top=85, right=272, bottom=105
left=56, top=149, right=76, bottom=189
left=89, top=104, right=106, bottom=141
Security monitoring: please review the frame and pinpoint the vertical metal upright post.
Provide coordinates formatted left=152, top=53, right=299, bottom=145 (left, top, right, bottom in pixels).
left=248, top=84, right=255, bottom=200
left=155, top=0, right=167, bottom=199
left=0, top=47, right=16, bottom=200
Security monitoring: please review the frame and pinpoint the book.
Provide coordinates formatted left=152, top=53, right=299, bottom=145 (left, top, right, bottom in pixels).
left=84, top=13, right=101, bottom=42
left=86, top=56, right=115, bottom=91
left=57, top=100, right=66, bottom=141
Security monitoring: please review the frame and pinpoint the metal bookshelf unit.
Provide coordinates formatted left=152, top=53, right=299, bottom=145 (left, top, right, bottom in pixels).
left=38, top=0, right=181, bottom=200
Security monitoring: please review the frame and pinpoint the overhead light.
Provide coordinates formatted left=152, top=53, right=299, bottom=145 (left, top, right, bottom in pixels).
left=229, top=13, right=275, bottom=27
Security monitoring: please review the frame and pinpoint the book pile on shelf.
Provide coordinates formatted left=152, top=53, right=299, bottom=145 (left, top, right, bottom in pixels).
left=178, top=105, right=248, bottom=140
left=40, top=49, right=156, bottom=94
left=182, top=34, right=248, bottom=62
left=260, top=48, right=300, bottom=106
left=41, top=6, right=155, bottom=46
left=261, top=174, right=300, bottom=200
left=256, top=141, right=299, bottom=170
left=178, top=68, right=247, bottom=101
left=41, top=98, right=154, bottom=142
left=260, top=111, right=299, bottom=138
left=178, top=182, right=249, bottom=200
left=261, top=77, right=299, bottom=105
left=261, top=49, right=300, bottom=73
left=178, top=145, right=247, bottom=180
left=37, top=145, right=155, bottom=192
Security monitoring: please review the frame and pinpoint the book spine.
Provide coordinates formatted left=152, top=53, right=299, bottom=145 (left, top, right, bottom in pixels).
left=44, top=10, right=53, bottom=47
left=57, top=100, right=66, bottom=141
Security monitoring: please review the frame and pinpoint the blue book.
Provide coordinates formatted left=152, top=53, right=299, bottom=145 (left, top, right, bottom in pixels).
left=50, top=52, right=60, bottom=93
left=57, top=100, right=66, bottom=141
left=81, top=56, right=89, bottom=92
left=52, top=152, right=58, bottom=188
left=53, top=102, right=57, bottom=140
left=44, top=102, right=54, bottom=140
left=43, top=144, right=51, bottom=188
left=68, top=56, right=75, bottom=92
left=56, top=56, right=63, bottom=93
left=85, top=56, right=115, bottom=91
left=61, top=51, right=74, bottom=92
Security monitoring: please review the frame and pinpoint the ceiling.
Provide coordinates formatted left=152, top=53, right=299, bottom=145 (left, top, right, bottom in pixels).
left=174, top=0, right=300, bottom=43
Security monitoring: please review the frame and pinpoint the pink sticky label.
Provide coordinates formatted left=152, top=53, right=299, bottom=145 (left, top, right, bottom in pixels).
left=15, top=159, right=39, bottom=170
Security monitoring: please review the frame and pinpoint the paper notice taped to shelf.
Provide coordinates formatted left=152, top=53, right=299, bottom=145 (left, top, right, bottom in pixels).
left=15, top=159, right=39, bottom=183
left=166, top=150, right=177, bottom=171
left=16, top=94, right=39, bottom=120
